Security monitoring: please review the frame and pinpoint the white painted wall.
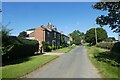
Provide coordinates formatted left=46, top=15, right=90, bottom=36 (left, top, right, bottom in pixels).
left=26, top=30, right=34, bottom=35
left=26, top=37, right=35, bottom=40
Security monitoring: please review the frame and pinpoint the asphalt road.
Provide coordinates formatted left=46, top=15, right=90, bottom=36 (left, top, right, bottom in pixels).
left=24, top=46, right=101, bottom=78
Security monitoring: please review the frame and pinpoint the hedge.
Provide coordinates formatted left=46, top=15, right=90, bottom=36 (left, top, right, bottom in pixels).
left=2, top=37, right=39, bottom=60
left=111, top=42, right=120, bottom=53
left=96, top=42, right=120, bottom=53
left=96, top=42, right=114, bottom=50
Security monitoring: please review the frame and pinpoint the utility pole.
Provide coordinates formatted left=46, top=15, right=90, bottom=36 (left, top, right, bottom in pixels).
left=94, top=24, right=98, bottom=44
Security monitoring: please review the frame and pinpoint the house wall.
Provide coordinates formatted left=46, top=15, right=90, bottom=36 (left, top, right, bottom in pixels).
left=45, top=30, right=52, bottom=46
left=26, top=26, right=69, bottom=48
left=34, top=27, right=45, bottom=47
left=51, top=31, right=57, bottom=46
left=26, top=30, right=34, bottom=35
left=56, top=32, right=61, bottom=48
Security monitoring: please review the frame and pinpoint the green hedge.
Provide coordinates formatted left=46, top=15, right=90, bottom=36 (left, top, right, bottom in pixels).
left=2, top=37, right=39, bottom=60
left=111, top=42, right=120, bottom=53
left=96, top=42, right=120, bottom=53
left=96, top=42, right=114, bottom=50
left=96, top=42, right=120, bottom=63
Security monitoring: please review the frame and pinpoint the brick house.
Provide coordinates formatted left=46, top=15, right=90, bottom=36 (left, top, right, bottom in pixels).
left=26, top=22, right=69, bottom=49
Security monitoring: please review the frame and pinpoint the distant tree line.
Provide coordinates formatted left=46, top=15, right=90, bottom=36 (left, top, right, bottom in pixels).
left=69, top=30, right=85, bottom=45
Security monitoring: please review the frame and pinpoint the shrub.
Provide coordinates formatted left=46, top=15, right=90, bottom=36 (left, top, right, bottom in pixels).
left=48, top=46, right=52, bottom=50
left=51, top=45, right=56, bottom=50
left=111, top=42, right=120, bottom=53
left=96, top=42, right=120, bottom=54
left=42, top=41, right=51, bottom=52
left=96, top=42, right=114, bottom=50
left=2, top=37, right=39, bottom=60
left=59, top=46, right=63, bottom=48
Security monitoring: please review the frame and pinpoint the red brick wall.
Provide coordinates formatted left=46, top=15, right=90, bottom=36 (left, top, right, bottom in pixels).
left=34, top=27, right=45, bottom=47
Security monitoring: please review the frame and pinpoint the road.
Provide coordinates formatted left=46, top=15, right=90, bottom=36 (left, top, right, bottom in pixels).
left=24, top=46, right=101, bottom=78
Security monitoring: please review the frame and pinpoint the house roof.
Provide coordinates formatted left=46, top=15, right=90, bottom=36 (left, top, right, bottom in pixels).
left=26, top=28, right=36, bottom=31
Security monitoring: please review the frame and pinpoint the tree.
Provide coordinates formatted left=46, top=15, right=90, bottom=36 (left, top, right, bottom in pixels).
left=92, top=2, right=120, bottom=32
left=69, top=30, right=84, bottom=45
left=105, top=37, right=116, bottom=42
left=1, top=26, right=12, bottom=46
left=1, top=26, right=13, bottom=55
left=18, top=31, right=27, bottom=38
left=85, top=27, right=108, bottom=45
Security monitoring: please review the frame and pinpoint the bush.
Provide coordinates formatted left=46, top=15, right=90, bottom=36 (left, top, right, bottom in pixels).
left=96, top=42, right=114, bottom=50
left=42, top=41, right=51, bottom=52
left=2, top=37, right=39, bottom=60
left=111, top=42, right=120, bottom=53
left=96, top=42, right=120, bottom=54
left=48, top=46, right=52, bottom=50
left=59, top=46, right=63, bottom=48
left=51, top=45, right=56, bottom=50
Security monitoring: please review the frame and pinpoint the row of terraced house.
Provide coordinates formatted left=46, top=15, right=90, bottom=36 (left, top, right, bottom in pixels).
left=25, top=22, right=71, bottom=49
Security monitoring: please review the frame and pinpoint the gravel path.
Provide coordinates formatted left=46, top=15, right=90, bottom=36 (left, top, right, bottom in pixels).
left=23, top=46, right=101, bottom=78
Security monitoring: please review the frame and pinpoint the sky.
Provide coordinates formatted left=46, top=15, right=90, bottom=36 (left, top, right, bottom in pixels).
left=2, top=2, right=118, bottom=40
left=2, top=0, right=100, bottom=2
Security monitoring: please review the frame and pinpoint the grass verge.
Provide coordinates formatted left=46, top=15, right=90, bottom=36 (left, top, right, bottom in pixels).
left=2, top=55, right=58, bottom=79
left=85, top=46, right=119, bottom=78
left=51, top=46, right=76, bottom=53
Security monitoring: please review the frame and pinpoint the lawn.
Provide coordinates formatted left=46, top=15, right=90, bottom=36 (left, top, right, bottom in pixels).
left=85, top=46, right=119, bottom=78
left=2, top=55, right=58, bottom=79
left=51, top=46, right=76, bottom=53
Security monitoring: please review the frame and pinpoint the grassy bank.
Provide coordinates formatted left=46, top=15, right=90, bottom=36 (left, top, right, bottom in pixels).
left=85, top=46, right=119, bottom=78
left=2, top=55, right=58, bottom=79
left=52, top=46, right=76, bottom=53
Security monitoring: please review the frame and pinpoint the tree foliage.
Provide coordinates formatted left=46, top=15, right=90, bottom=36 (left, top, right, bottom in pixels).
left=1, top=26, right=12, bottom=45
left=1, top=26, right=13, bottom=55
left=18, top=31, right=27, bottom=38
left=85, top=27, right=108, bottom=45
left=92, top=2, right=120, bottom=32
left=105, top=37, right=116, bottom=42
left=69, top=30, right=84, bottom=45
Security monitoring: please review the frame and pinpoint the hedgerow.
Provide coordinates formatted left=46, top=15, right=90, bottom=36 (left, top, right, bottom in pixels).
left=2, top=36, right=39, bottom=60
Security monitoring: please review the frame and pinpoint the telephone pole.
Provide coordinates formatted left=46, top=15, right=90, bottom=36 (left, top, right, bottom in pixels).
left=94, top=24, right=98, bottom=44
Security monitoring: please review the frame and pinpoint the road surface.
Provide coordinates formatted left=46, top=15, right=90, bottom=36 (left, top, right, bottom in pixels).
left=23, top=46, right=101, bottom=78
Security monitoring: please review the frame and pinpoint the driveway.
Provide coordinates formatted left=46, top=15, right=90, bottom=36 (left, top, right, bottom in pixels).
left=23, top=46, right=101, bottom=78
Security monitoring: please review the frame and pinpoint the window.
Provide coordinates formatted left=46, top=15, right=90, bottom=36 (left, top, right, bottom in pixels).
left=47, top=31, right=50, bottom=37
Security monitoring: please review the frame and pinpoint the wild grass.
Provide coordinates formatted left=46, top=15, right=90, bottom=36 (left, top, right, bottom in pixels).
left=86, top=46, right=119, bottom=78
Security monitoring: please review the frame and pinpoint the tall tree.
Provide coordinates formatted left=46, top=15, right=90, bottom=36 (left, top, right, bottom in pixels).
left=69, top=30, right=84, bottom=45
left=85, top=27, right=108, bottom=45
left=92, top=2, right=120, bottom=32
